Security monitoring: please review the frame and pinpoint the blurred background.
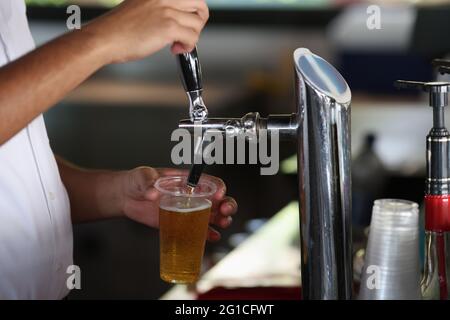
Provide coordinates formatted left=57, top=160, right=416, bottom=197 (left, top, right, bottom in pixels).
left=24, top=0, right=450, bottom=299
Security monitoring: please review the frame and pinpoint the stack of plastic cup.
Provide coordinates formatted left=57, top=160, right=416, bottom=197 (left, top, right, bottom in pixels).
left=359, top=199, right=421, bottom=300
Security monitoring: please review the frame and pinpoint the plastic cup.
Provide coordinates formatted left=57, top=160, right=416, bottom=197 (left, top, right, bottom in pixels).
left=155, top=176, right=217, bottom=284
left=359, top=199, right=421, bottom=300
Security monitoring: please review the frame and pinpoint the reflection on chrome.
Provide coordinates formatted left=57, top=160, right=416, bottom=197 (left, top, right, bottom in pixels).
left=179, top=48, right=353, bottom=299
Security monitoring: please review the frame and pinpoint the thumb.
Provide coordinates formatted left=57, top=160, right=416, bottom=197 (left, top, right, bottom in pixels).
left=145, top=188, right=160, bottom=202
left=136, top=166, right=160, bottom=188
left=130, top=166, right=160, bottom=200
left=171, top=42, right=189, bottom=55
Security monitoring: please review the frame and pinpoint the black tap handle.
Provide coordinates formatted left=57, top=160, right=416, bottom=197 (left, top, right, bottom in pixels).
left=176, top=47, right=203, bottom=92
left=187, top=163, right=206, bottom=188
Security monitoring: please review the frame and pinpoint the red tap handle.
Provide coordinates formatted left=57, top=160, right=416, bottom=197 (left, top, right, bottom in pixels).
left=425, top=195, right=450, bottom=232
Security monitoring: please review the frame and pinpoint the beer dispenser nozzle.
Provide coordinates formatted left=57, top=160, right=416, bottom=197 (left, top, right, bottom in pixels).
left=395, top=79, right=450, bottom=299
left=177, top=48, right=353, bottom=299
left=395, top=80, right=450, bottom=194
left=176, top=47, right=208, bottom=188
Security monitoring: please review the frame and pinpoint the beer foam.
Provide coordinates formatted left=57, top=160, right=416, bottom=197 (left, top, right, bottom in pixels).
left=160, top=199, right=211, bottom=213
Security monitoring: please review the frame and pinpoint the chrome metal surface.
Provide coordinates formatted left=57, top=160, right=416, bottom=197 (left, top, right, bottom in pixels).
left=396, top=80, right=450, bottom=195
left=266, top=114, right=298, bottom=140
left=179, top=112, right=296, bottom=141
left=395, top=80, right=450, bottom=109
left=180, top=113, right=261, bottom=142
left=176, top=47, right=208, bottom=186
left=178, top=48, right=353, bottom=299
left=187, top=90, right=208, bottom=122
left=294, top=48, right=352, bottom=299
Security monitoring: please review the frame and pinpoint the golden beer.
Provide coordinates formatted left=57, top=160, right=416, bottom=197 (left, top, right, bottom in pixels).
left=159, top=200, right=212, bottom=283
left=156, top=176, right=216, bottom=284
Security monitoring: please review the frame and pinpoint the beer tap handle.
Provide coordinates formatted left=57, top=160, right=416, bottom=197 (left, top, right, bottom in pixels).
left=395, top=80, right=450, bottom=108
left=176, top=47, right=203, bottom=93
left=176, top=47, right=208, bottom=122
left=176, top=47, right=208, bottom=188
left=395, top=80, right=450, bottom=148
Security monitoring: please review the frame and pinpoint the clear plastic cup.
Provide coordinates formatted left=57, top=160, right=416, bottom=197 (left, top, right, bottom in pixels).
left=155, top=176, right=217, bottom=284
left=359, top=199, right=421, bottom=300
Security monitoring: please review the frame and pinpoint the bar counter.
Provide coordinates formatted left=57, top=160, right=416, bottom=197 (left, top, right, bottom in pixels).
left=160, top=202, right=301, bottom=300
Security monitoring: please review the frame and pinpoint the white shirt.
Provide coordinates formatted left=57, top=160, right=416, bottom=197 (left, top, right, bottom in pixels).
left=0, top=0, right=73, bottom=299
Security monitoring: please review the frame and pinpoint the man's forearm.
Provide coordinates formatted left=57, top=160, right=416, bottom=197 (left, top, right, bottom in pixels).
left=0, top=0, right=210, bottom=146
left=56, top=156, right=125, bottom=223
left=0, top=29, right=108, bottom=145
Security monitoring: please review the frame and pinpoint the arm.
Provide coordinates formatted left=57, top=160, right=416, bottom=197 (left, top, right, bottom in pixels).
left=0, top=30, right=105, bottom=146
left=0, top=0, right=209, bottom=145
left=56, top=156, right=125, bottom=223
left=56, top=157, right=238, bottom=241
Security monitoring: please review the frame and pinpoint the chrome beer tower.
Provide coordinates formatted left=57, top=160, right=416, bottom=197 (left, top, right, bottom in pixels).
left=177, top=48, right=353, bottom=299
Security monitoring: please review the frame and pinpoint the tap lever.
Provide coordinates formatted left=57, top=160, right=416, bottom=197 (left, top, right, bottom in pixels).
left=433, top=59, right=450, bottom=75
left=177, top=47, right=208, bottom=121
left=177, top=47, right=203, bottom=92
left=438, top=66, right=450, bottom=75
left=395, top=80, right=450, bottom=108
left=187, top=163, right=206, bottom=189
left=395, top=80, right=428, bottom=90
left=396, top=78, right=450, bottom=194
left=176, top=47, right=209, bottom=186
left=395, top=80, right=450, bottom=91
left=433, top=59, right=450, bottom=67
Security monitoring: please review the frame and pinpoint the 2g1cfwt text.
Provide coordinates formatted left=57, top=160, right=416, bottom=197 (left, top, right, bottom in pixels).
left=175, top=304, right=274, bottom=318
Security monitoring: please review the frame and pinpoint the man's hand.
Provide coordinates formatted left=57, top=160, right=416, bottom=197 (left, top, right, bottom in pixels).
left=0, top=0, right=209, bottom=145
left=57, top=159, right=237, bottom=241
left=84, top=0, right=210, bottom=63
left=119, top=167, right=237, bottom=242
